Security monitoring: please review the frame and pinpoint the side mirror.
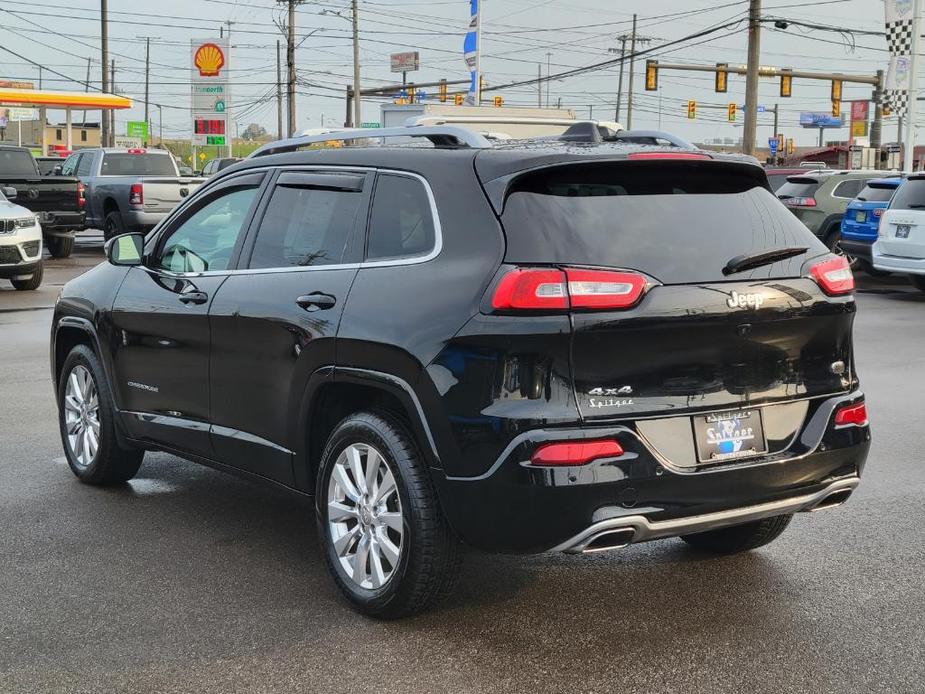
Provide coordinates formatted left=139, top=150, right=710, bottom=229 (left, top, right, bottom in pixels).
left=105, top=233, right=145, bottom=267
left=1, top=186, right=17, bottom=200
left=52, top=165, right=63, bottom=176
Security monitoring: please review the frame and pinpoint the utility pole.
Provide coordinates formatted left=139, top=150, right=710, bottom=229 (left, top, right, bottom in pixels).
left=287, top=1, right=297, bottom=135
left=110, top=59, right=116, bottom=144
left=38, top=66, right=42, bottom=89
left=83, top=57, right=91, bottom=132
left=537, top=64, right=542, bottom=108
left=143, top=38, right=151, bottom=145
left=871, top=69, right=884, bottom=150
left=903, top=0, right=921, bottom=173
left=277, top=40, right=283, bottom=140
left=100, top=0, right=109, bottom=148
left=743, top=0, right=761, bottom=157
left=546, top=52, right=552, bottom=108
left=352, top=0, right=361, bottom=128
left=611, top=35, right=628, bottom=123
left=156, top=104, right=163, bottom=145
left=625, top=15, right=652, bottom=129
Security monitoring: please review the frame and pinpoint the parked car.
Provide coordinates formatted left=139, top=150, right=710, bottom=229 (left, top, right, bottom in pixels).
left=872, top=173, right=925, bottom=292
left=764, top=167, right=816, bottom=192
left=0, top=186, right=43, bottom=290
left=58, top=148, right=205, bottom=240
left=777, top=170, right=900, bottom=255
left=0, top=145, right=85, bottom=258
left=839, top=177, right=903, bottom=275
left=200, top=157, right=241, bottom=177
left=51, top=127, right=870, bottom=618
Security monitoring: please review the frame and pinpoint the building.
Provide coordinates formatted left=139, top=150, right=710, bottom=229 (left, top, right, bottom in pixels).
left=0, top=119, right=101, bottom=151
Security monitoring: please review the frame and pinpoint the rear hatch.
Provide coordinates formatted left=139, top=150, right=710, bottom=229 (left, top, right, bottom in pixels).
left=777, top=176, right=824, bottom=225
left=490, top=157, right=856, bottom=433
left=843, top=181, right=897, bottom=241
left=141, top=178, right=204, bottom=213
left=878, top=177, right=925, bottom=260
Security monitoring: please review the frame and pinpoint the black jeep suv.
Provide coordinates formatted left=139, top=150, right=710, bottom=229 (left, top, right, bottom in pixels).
left=51, top=127, right=870, bottom=618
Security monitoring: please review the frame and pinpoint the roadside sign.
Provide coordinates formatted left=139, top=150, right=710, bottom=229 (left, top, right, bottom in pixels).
left=390, top=51, right=420, bottom=73
left=114, top=136, right=142, bottom=149
left=768, top=137, right=778, bottom=155
left=417, top=90, right=428, bottom=102
left=191, top=38, right=231, bottom=148
left=360, top=122, right=381, bottom=128
left=8, top=107, right=37, bottom=122
left=126, top=121, right=148, bottom=140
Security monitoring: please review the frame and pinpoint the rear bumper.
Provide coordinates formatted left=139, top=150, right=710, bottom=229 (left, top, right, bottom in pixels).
left=432, top=392, right=870, bottom=553
left=124, top=209, right=165, bottom=231
left=839, top=239, right=872, bottom=261
left=871, top=243, right=925, bottom=275
left=38, top=211, right=85, bottom=233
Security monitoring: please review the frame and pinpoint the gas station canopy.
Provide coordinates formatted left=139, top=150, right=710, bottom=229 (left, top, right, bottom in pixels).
left=0, top=88, right=133, bottom=110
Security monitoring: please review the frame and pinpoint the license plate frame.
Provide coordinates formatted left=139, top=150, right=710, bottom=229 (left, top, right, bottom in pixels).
left=896, top=224, right=912, bottom=239
left=693, top=409, right=768, bottom=463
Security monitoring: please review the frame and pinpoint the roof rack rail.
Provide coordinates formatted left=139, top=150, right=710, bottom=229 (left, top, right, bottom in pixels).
left=249, top=125, right=492, bottom=157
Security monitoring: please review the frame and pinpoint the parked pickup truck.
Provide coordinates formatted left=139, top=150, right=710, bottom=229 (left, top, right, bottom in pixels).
left=58, top=148, right=205, bottom=240
left=0, top=146, right=85, bottom=258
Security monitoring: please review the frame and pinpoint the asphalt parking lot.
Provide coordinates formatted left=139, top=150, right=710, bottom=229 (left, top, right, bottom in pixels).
left=1, top=236, right=923, bottom=693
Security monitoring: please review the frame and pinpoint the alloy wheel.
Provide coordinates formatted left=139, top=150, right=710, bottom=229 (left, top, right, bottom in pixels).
left=327, top=443, right=404, bottom=590
left=63, top=365, right=101, bottom=468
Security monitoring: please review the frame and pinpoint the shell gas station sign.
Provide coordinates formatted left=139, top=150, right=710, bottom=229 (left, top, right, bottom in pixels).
left=190, top=38, right=230, bottom=147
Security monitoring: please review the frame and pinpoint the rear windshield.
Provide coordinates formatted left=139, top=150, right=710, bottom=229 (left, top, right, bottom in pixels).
left=889, top=179, right=925, bottom=210
left=776, top=179, right=821, bottom=198
left=500, top=162, right=824, bottom=284
left=765, top=174, right=791, bottom=192
left=857, top=184, right=896, bottom=203
left=0, top=149, right=38, bottom=176
left=100, top=153, right=177, bottom=177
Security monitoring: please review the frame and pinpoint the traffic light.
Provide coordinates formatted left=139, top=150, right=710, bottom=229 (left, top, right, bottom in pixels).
left=687, top=100, right=696, bottom=119
left=831, top=79, right=843, bottom=102
left=777, top=133, right=784, bottom=152
left=454, top=93, right=464, bottom=106
left=832, top=100, right=841, bottom=119
left=786, top=138, right=795, bottom=155
left=715, top=63, right=728, bottom=93
left=407, top=86, right=416, bottom=104
left=727, top=102, right=737, bottom=122
left=780, top=69, right=792, bottom=98
left=645, top=60, right=658, bottom=91
left=493, top=95, right=503, bottom=107
left=438, top=79, right=448, bottom=103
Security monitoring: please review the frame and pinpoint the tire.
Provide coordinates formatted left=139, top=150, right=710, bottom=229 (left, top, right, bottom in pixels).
left=681, top=514, right=792, bottom=555
left=11, top=261, right=43, bottom=291
left=859, top=260, right=891, bottom=278
left=910, top=274, right=925, bottom=292
left=57, top=344, right=144, bottom=485
left=316, top=411, right=461, bottom=619
left=46, top=235, right=75, bottom=259
left=103, top=211, right=125, bottom=242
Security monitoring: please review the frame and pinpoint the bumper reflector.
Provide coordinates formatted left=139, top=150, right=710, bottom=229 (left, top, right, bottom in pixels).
left=531, top=439, right=624, bottom=466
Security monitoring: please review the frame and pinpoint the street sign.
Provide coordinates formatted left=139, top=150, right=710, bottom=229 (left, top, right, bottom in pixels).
left=114, top=136, right=142, bottom=149
left=417, top=90, right=427, bottom=102
left=126, top=121, right=148, bottom=140
left=768, top=137, right=778, bottom=155
left=8, top=107, right=37, bottom=122
left=390, top=51, right=420, bottom=73
left=360, top=122, right=381, bottom=128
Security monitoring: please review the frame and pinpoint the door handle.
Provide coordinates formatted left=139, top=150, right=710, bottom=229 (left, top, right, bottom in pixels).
left=296, top=293, right=337, bottom=311
left=179, top=291, right=208, bottom=305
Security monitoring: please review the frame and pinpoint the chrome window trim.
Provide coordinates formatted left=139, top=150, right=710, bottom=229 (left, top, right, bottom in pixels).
left=149, top=165, right=443, bottom=279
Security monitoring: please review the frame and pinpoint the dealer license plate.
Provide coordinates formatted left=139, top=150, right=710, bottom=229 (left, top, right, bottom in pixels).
left=693, top=409, right=767, bottom=463
left=896, top=224, right=912, bottom=239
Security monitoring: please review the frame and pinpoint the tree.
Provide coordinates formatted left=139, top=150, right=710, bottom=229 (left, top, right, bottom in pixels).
left=241, top=123, right=268, bottom=141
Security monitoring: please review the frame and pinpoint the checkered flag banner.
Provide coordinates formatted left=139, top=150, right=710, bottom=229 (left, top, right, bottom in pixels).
left=884, top=0, right=917, bottom=118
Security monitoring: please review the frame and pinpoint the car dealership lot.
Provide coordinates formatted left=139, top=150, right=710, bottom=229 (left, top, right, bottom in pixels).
left=1, top=240, right=923, bottom=693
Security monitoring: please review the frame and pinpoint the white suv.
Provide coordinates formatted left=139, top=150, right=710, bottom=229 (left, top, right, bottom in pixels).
left=0, top=186, right=43, bottom=291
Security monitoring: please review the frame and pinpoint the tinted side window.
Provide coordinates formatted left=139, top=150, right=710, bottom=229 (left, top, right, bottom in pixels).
left=76, top=153, right=94, bottom=176
left=155, top=185, right=260, bottom=273
left=889, top=179, right=925, bottom=210
left=366, top=174, right=436, bottom=261
left=248, top=176, right=365, bottom=269
left=832, top=179, right=865, bottom=199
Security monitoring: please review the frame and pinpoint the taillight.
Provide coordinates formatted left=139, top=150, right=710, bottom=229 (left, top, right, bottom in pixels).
left=809, top=256, right=854, bottom=296
left=785, top=196, right=816, bottom=207
left=492, top=267, right=649, bottom=312
left=129, top=183, right=144, bottom=207
left=834, top=402, right=868, bottom=427
left=77, top=182, right=86, bottom=209
left=627, top=152, right=711, bottom=160
left=127, top=148, right=147, bottom=155
left=872, top=208, right=884, bottom=218
left=531, top=439, right=624, bottom=466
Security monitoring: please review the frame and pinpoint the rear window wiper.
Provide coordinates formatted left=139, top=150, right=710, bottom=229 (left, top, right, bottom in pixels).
left=723, top=247, right=808, bottom=276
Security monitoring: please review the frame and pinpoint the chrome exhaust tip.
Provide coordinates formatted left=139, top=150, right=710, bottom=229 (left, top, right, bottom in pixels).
left=808, top=488, right=854, bottom=512
left=581, top=528, right=636, bottom=554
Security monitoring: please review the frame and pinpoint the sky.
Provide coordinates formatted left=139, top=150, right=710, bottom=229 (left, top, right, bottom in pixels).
left=0, top=0, right=901, bottom=147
